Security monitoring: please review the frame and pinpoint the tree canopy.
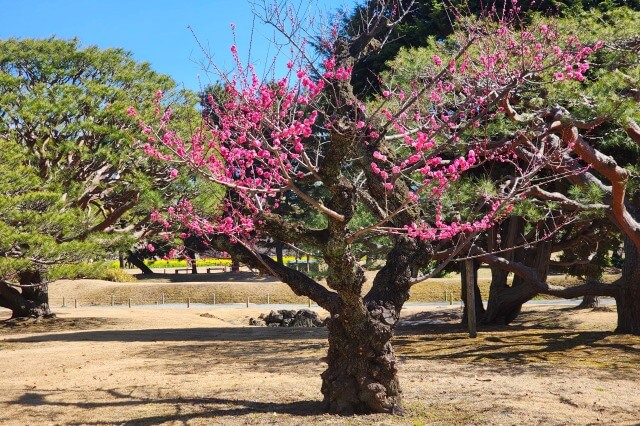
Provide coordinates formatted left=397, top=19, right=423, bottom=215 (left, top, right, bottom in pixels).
left=0, top=37, right=198, bottom=317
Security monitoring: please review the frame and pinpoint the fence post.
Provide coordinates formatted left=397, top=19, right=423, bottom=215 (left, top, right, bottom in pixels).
left=213, top=293, right=216, bottom=305
left=308, top=298, right=311, bottom=308
left=162, top=293, right=165, bottom=305
left=246, top=296, right=250, bottom=308
left=266, top=293, right=270, bottom=305
left=187, top=298, right=190, bottom=308
left=465, top=259, right=477, bottom=338
left=128, top=298, right=131, bottom=308
left=62, top=297, right=66, bottom=308
left=449, top=292, right=453, bottom=305
left=111, top=294, right=115, bottom=306
left=74, top=298, right=77, bottom=308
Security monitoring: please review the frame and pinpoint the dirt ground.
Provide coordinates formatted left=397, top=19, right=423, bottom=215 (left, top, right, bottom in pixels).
left=1, top=298, right=640, bottom=426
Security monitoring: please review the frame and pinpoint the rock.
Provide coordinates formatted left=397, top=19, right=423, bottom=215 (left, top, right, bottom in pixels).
left=249, top=317, right=266, bottom=326
left=290, top=317, right=315, bottom=327
left=279, top=309, right=297, bottom=319
left=295, top=309, right=318, bottom=319
left=250, top=309, right=325, bottom=327
left=264, top=310, right=284, bottom=324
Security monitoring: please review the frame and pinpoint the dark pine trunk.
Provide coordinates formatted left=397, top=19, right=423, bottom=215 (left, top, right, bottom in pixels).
left=461, top=260, right=485, bottom=324
left=576, top=295, right=600, bottom=309
left=8, top=271, right=53, bottom=319
left=321, top=302, right=402, bottom=414
left=187, top=249, right=198, bottom=274
left=231, top=258, right=240, bottom=272
left=615, top=236, right=640, bottom=334
left=126, top=251, right=153, bottom=274
left=275, top=241, right=284, bottom=265
left=483, top=231, right=552, bottom=325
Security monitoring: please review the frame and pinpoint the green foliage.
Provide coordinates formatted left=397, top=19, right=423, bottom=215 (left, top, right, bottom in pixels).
left=0, top=38, right=200, bottom=283
left=0, top=140, right=105, bottom=280
left=49, top=262, right=135, bottom=282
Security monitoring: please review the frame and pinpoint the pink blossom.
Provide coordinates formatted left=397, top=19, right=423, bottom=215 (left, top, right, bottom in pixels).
left=169, top=168, right=179, bottom=179
left=126, top=106, right=137, bottom=117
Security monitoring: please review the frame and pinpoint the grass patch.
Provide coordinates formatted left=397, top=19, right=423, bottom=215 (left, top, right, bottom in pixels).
left=405, top=401, right=484, bottom=426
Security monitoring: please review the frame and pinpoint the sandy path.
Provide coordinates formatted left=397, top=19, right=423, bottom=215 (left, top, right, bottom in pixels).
left=1, top=305, right=639, bottom=425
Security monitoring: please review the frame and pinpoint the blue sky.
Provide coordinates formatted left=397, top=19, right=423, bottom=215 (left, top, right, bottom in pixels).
left=0, top=0, right=356, bottom=92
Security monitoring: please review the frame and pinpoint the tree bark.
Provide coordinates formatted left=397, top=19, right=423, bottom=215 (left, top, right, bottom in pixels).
left=461, top=260, right=485, bottom=324
left=576, top=295, right=600, bottom=309
left=275, top=241, right=284, bottom=265
left=321, top=301, right=402, bottom=414
left=615, top=235, right=640, bottom=334
left=319, top=237, right=423, bottom=414
left=126, top=251, right=153, bottom=274
left=482, top=235, right=552, bottom=325
left=0, top=270, right=53, bottom=319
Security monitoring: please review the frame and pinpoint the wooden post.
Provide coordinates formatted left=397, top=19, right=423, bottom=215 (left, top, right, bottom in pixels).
left=111, top=294, right=115, bottom=306
left=308, top=297, right=311, bottom=308
left=74, top=298, right=77, bottom=308
left=128, top=298, right=132, bottom=308
left=213, top=293, right=216, bottom=305
left=162, top=293, right=165, bottom=305
left=246, top=296, right=250, bottom=308
left=187, top=298, right=190, bottom=308
left=62, top=297, right=66, bottom=307
left=465, top=260, right=477, bottom=338
left=449, top=292, right=453, bottom=305
left=266, top=294, right=270, bottom=305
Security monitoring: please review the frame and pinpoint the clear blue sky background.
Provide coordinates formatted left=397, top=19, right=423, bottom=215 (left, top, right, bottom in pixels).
left=0, top=0, right=356, bottom=92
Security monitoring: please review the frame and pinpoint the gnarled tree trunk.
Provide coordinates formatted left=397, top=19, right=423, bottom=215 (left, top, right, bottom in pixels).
left=615, top=236, right=640, bottom=334
left=483, top=234, right=553, bottom=325
left=0, top=270, right=53, bottom=319
left=320, top=236, right=421, bottom=414
left=322, top=301, right=401, bottom=414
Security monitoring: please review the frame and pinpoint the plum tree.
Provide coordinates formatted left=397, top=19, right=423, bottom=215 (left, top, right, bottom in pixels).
left=139, top=0, right=598, bottom=414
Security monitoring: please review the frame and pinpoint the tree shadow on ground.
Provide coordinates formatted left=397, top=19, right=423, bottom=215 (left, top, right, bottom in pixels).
left=4, top=326, right=327, bottom=344
left=0, top=316, right=121, bottom=336
left=394, top=309, right=640, bottom=379
left=10, top=389, right=326, bottom=425
left=134, top=271, right=280, bottom=284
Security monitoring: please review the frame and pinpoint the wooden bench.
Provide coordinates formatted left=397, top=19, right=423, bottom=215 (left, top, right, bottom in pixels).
left=174, top=268, right=191, bottom=274
left=206, top=267, right=227, bottom=273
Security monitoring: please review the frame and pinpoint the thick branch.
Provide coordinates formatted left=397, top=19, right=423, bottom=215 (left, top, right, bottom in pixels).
left=541, top=280, right=620, bottom=299
left=564, top=126, right=640, bottom=249
left=526, top=186, right=608, bottom=211
left=0, top=281, right=26, bottom=312
left=625, top=118, right=640, bottom=146
left=475, top=248, right=619, bottom=298
left=258, top=212, right=329, bottom=249
left=207, top=236, right=339, bottom=311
